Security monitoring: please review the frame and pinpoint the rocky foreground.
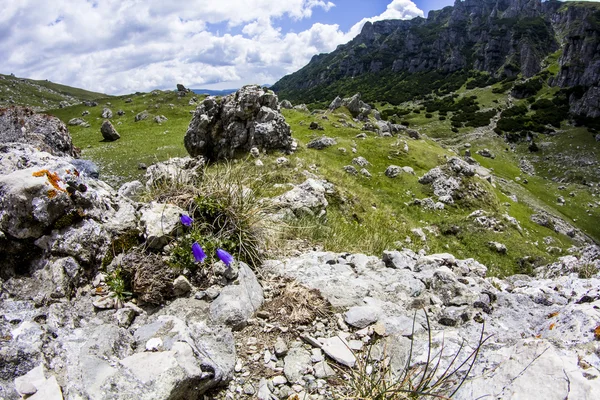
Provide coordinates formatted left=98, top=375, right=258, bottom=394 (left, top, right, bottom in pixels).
left=1, top=95, right=599, bottom=400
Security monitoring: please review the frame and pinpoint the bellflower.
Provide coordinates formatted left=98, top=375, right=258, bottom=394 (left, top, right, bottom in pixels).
left=180, top=214, right=193, bottom=227
left=216, top=248, right=234, bottom=267
left=192, top=242, right=206, bottom=263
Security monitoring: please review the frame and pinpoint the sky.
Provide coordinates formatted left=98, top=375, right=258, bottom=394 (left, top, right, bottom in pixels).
left=0, top=0, right=459, bottom=94
left=2, top=0, right=579, bottom=95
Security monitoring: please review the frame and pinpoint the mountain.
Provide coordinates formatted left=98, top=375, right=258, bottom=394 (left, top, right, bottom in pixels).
left=0, top=73, right=108, bottom=111
left=191, top=88, right=238, bottom=96
left=272, top=0, right=600, bottom=120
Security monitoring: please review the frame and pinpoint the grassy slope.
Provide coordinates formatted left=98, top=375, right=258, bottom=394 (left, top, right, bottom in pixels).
left=47, top=91, right=197, bottom=187
left=0, top=73, right=106, bottom=110
left=32, top=78, right=598, bottom=277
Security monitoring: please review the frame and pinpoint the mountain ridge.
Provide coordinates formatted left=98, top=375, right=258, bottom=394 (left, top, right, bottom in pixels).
left=272, top=0, right=600, bottom=120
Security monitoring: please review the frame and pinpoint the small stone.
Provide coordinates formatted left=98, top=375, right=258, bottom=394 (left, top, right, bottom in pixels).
left=255, top=159, right=264, bottom=167
left=274, top=337, right=288, bottom=357
left=321, top=336, right=356, bottom=367
left=344, top=305, right=381, bottom=328
left=314, top=361, right=336, bottom=379
left=92, top=295, right=115, bottom=309
left=272, top=375, right=287, bottom=386
left=244, top=384, right=256, bottom=395
left=172, top=275, right=192, bottom=296
left=145, top=337, right=163, bottom=351
left=114, top=307, right=136, bottom=328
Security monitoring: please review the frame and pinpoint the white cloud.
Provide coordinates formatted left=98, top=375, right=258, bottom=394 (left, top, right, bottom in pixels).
left=0, top=0, right=423, bottom=94
left=346, top=0, right=424, bottom=40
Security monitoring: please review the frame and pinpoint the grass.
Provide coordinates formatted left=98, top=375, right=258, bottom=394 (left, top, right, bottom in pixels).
left=335, top=311, right=490, bottom=399
left=0, top=73, right=106, bottom=110
left=20, top=71, right=598, bottom=277
left=47, top=90, right=196, bottom=187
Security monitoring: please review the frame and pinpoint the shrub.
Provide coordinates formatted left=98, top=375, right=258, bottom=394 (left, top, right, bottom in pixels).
left=425, top=113, right=433, bottom=118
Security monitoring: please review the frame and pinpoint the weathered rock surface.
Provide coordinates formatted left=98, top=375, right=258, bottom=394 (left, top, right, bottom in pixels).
left=209, top=263, right=264, bottom=329
left=418, top=157, right=478, bottom=204
left=0, top=106, right=76, bottom=156
left=144, top=156, right=204, bottom=189
left=274, top=179, right=333, bottom=218
left=184, top=85, right=292, bottom=160
left=306, top=136, right=336, bottom=150
left=263, top=246, right=600, bottom=399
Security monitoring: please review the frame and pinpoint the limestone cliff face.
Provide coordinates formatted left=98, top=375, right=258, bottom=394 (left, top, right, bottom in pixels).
left=273, top=0, right=600, bottom=118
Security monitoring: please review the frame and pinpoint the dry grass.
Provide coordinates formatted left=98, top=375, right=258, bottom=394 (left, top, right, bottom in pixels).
left=261, top=279, right=333, bottom=326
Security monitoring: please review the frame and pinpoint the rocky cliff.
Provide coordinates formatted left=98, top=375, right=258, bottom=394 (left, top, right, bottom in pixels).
left=272, top=0, right=600, bottom=118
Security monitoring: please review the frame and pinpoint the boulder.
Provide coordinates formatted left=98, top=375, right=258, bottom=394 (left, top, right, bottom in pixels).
left=306, top=137, right=336, bottom=150
left=145, top=156, right=205, bottom=189
left=209, top=263, right=264, bottom=329
left=135, top=111, right=149, bottom=122
left=153, top=115, right=168, bottom=124
left=280, top=100, right=293, bottom=109
left=184, top=85, right=292, bottom=161
left=385, top=165, right=402, bottom=178
left=274, top=179, right=332, bottom=218
left=0, top=107, right=76, bottom=156
left=100, top=120, right=120, bottom=141
left=101, top=108, right=113, bottom=119
left=139, top=201, right=184, bottom=249
left=67, top=118, right=89, bottom=127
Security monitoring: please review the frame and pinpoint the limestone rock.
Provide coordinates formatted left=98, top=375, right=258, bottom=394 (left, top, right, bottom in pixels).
left=209, top=263, right=264, bottom=329
left=145, top=156, right=204, bottom=188
left=184, top=85, right=292, bottom=160
left=100, top=120, right=120, bottom=141
left=307, top=136, right=336, bottom=150
left=139, top=202, right=184, bottom=249
left=101, top=108, right=113, bottom=119
left=0, top=106, right=76, bottom=156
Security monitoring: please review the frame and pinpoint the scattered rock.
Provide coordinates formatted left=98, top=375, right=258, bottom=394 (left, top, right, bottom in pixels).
left=100, top=120, right=120, bottom=141
left=135, top=110, right=149, bottom=122
left=385, top=165, right=402, bottom=178
left=101, top=108, right=113, bottom=119
left=307, top=137, right=336, bottom=150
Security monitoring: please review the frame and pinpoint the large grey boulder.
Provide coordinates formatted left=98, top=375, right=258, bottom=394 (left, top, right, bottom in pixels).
left=280, top=100, right=293, bottom=109
left=100, top=120, right=120, bottom=141
left=0, top=143, right=136, bottom=278
left=0, top=106, right=76, bottom=156
left=418, top=157, right=477, bottom=203
left=184, top=85, right=293, bottom=161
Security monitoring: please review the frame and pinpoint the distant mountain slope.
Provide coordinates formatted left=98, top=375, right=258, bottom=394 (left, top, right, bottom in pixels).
left=272, top=0, right=600, bottom=119
left=0, top=73, right=107, bottom=111
left=191, top=88, right=238, bottom=96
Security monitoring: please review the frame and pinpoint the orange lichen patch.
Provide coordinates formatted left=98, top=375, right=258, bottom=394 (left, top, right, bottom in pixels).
left=594, top=326, right=600, bottom=340
left=32, top=169, right=66, bottom=192
left=73, top=169, right=80, bottom=177
left=549, top=323, right=556, bottom=331
left=65, top=169, right=71, bottom=174
left=47, top=189, right=58, bottom=199
left=547, top=312, right=559, bottom=319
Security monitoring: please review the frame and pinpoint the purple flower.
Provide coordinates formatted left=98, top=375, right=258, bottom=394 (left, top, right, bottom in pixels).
left=216, top=248, right=234, bottom=267
left=180, top=214, right=193, bottom=227
left=192, top=242, right=206, bottom=263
